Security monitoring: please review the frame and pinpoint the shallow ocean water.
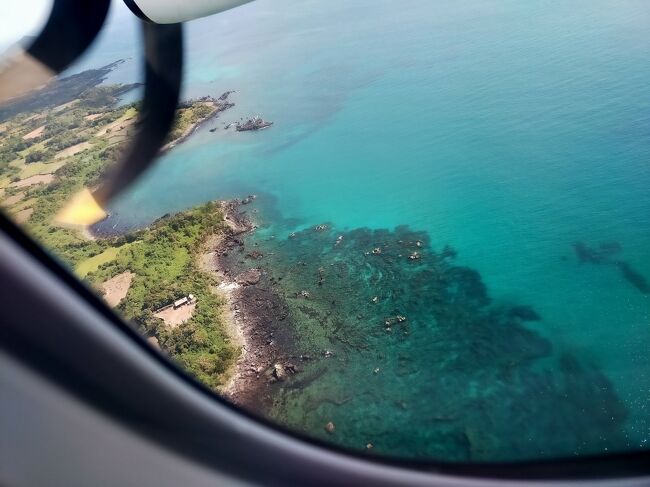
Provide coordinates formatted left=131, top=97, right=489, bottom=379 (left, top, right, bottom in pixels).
left=86, top=0, right=650, bottom=459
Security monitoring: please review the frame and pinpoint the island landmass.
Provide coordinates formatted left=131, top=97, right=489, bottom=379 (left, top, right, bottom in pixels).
left=0, top=61, right=263, bottom=393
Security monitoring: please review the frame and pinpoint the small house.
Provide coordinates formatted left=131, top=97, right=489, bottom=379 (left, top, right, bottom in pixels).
left=173, top=296, right=189, bottom=309
left=172, top=294, right=196, bottom=309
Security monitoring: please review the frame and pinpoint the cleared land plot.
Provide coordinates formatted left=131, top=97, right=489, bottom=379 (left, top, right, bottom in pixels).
left=95, top=108, right=137, bottom=137
left=101, top=271, right=134, bottom=307
left=11, top=174, right=54, bottom=188
left=13, top=207, right=33, bottom=224
left=55, top=141, right=92, bottom=159
left=2, top=192, right=24, bottom=206
left=23, top=125, right=46, bottom=140
left=154, top=302, right=197, bottom=328
left=11, top=197, right=37, bottom=212
left=20, top=160, right=66, bottom=179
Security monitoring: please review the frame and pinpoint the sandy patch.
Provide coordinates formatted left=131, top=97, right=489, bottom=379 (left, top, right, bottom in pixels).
left=11, top=174, right=54, bottom=188
left=55, top=141, right=92, bottom=159
left=85, top=113, right=104, bottom=121
left=23, top=125, right=46, bottom=140
left=101, top=271, right=134, bottom=307
left=154, top=302, right=196, bottom=328
left=2, top=192, right=24, bottom=206
left=13, top=207, right=33, bottom=224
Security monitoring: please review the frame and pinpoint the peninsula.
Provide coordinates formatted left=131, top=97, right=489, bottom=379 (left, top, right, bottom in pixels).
left=0, top=63, right=244, bottom=390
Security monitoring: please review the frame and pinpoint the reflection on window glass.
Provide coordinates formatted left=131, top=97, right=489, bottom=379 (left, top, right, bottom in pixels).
left=2, top=0, right=650, bottom=463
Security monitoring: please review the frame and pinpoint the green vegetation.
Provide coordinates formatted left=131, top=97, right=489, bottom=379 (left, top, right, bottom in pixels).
left=18, top=160, right=66, bottom=179
left=87, top=204, right=236, bottom=388
left=76, top=244, right=125, bottom=277
left=25, top=150, right=45, bottom=163
left=0, top=78, right=236, bottom=390
left=166, top=102, right=215, bottom=143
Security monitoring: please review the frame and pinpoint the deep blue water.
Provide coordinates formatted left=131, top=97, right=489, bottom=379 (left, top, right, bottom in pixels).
left=83, top=0, right=650, bottom=459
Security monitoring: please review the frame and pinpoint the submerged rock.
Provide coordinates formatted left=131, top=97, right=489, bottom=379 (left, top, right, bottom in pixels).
left=241, top=194, right=257, bottom=205
left=235, top=268, right=262, bottom=286
left=236, top=116, right=273, bottom=132
left=573, top=241, right=649, bottom=294
left=572, top=241, right=622, bottom=264
left=246, top=250, right=264, bottom=260
left=508, top=305, right=541, bottom=321
left=218, top=90, right=235, bottom=101
left=219, top=205, right=629, bottom=462
left=616, top=261, right=650, bottom=294
left=272, top=363, right=286, bottom=381
left=325, top=422, right=335, bottom=433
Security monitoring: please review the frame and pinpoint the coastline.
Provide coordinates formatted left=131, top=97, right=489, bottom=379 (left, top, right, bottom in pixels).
left=200, top=199, right=291, bottom=410
left=197, top=200, right=253, bottom=400
left=160, top=94, right=235, bottom=154
left=85, top=196, right=302, bottom=410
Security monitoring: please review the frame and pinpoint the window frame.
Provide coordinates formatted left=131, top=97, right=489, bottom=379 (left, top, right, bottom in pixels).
left=1, top=211, right=649, bottom=485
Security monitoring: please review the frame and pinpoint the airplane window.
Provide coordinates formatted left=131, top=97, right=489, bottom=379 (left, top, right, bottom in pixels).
left=2, top=0, right=650, bottom=464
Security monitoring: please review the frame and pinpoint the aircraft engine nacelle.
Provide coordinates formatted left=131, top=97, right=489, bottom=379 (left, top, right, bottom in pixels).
left=123, top=0, right=255, bottom=24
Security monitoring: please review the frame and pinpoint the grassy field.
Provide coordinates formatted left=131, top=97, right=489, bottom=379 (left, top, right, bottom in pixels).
left=19, top=160, right=66, bottom=179
left=76, top=245, right=124, bottom=277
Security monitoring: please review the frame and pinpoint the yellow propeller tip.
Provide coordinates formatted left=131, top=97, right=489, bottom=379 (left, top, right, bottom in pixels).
left=55, top=188, right=108, bottom=227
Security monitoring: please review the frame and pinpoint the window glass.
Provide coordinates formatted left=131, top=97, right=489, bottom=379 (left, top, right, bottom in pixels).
left=2, top=0, right=649, bottom=463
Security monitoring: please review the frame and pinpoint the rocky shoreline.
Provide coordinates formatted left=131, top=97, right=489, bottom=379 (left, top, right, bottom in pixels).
left=161, top=93, right=235, bottom=153
left=203, top=199, right=297, bottom=411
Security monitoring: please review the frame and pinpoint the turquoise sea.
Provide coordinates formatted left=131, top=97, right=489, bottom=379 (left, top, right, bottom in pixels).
left=82, top=0, right=650, bottom=461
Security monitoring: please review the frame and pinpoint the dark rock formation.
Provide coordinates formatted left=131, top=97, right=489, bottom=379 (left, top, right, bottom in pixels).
left=236, top=268, right=262, bottom=286
left=616, top=261, right=650, bottom=294
left=572, top=241, right=649, bottom=294
left=236, top=116, right=273, bottom=131
left=572, top=241, right=622, bottom=264
left=509, top=305, right=541, bottom=321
